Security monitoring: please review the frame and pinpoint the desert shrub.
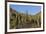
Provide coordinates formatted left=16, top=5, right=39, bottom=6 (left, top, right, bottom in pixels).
left=12, top=13, right=16, bottom=17
left=10, top=8, right=41, bottom=29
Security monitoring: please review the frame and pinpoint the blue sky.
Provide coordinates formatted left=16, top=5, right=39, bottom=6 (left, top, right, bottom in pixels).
left=10, top=4, right=41, bottom=15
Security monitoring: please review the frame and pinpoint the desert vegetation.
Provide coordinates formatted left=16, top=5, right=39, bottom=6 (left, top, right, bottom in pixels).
left=10, top=8, right=41, bottom=29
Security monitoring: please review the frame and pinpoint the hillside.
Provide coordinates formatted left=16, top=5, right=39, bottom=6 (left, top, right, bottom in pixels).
left=10, top=8, right=41, bottom=29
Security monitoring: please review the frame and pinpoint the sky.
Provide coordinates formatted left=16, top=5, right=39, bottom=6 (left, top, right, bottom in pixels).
left=10, top=4, right=41, bottom=15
